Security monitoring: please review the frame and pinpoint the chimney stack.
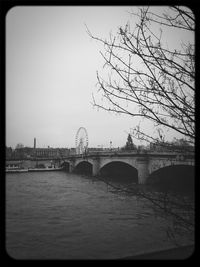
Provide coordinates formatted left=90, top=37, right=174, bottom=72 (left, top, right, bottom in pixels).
left=34, top=138, right=36, bottom=149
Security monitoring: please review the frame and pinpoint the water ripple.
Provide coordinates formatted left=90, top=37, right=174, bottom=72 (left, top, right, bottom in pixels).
left=6, top=172, right=193, bottom=259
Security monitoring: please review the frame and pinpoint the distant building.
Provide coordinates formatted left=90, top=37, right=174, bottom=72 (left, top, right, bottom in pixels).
left=57, top=148, right=70, bottom=157
left=33, top=148, right=55, bottom=158
left=6, top=145, right=71, bottom=160
left=14, top=147, right=33, bottom=159
left=150, top=140, right=194, bottom=152
left=33, top=148, right=70, bottom=158
left=88, top=147, right=104, bottom=153
left=6, top=146, right=13, bottom=159
left=150, top=142, right=166, bottom=152
left=69, top=148, right=76, bottom=155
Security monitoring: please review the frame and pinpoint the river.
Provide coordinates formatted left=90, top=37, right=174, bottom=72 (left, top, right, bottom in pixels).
left=6, top=171, right=194, bottom=259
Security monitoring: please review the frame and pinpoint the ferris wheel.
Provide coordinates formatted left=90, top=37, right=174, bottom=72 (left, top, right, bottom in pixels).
left=75, top=127, right=89, bottom=155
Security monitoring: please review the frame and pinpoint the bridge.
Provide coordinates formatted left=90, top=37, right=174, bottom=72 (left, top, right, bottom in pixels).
left=6, top=151, right=194, bottom=184
left=60, top=151, right=194, bottom=184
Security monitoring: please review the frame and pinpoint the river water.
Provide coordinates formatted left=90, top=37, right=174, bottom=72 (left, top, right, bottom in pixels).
left=6, top=171, right=194, bottom=259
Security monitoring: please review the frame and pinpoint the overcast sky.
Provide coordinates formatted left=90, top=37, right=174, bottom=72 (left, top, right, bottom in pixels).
left=6, top=6, right=194, bottom=149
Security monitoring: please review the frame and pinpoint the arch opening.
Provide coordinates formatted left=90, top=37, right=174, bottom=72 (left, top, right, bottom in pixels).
left=100, top=161, right=138, bottom=184
left=74, top=161, right=93, bottom=175
left=60, top=161, right=70, bottom=172
left=148, top=165, right=194, bottom=194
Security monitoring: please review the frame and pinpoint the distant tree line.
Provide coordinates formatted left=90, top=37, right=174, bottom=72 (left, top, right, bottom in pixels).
left=120, top=134, right=194, bottom=152
left=5, top=145, right=71, bottom=160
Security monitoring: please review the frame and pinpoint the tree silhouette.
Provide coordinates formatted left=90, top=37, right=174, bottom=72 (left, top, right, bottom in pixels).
left=86, top=6, right=195, bottom=146
left=125, top=133, right=135, bottom=150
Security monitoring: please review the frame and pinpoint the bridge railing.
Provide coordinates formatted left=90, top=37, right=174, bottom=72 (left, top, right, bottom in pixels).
left=6, top=150, right=194, bottom=161
left=64, top=150, right=194, bottom=159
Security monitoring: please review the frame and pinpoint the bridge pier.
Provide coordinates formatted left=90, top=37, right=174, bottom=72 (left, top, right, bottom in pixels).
left=69, top=162, right=74, bottom=173
left=137, top=159, right=149, bottom=184
left=92, top=159, right=100, bottom=176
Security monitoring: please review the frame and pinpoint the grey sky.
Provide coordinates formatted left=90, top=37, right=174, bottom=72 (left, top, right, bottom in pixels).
left=6, top=6, right=194, bottom=149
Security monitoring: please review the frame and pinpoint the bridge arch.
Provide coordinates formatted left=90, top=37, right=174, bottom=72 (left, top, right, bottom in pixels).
left=73, top=160, right=93, bottom=175
left=148, top=164, right=194, bottom=193
left=100, top=157, right=138, bottom=170
left=60, top=161, right=70, bottom=171
left=149, top=158, right=194, bottom=174
left=99, top=161, right=138, bottom=183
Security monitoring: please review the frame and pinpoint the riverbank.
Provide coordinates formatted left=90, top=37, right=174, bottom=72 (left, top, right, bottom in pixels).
left=6, top=167, right=64, bottom=173
left=120, top=245, right=194, bottom=260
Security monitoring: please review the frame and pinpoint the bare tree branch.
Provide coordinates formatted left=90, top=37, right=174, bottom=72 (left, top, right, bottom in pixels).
left=86, top=6, right=195, bottom=146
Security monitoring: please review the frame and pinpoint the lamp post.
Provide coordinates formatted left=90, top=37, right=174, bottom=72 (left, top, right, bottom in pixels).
left=110, top=141, right=112, bottom=150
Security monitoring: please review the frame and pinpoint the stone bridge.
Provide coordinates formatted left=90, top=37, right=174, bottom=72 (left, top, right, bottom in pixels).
left=61, top=151, right=195, bottom=184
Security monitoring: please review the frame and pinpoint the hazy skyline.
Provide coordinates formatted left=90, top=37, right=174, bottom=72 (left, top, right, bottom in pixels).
left=6, top=6, right=194, bottom=149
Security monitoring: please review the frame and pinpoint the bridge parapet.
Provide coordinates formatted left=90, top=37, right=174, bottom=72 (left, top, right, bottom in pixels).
left=149, top=155, right=194, bottom=175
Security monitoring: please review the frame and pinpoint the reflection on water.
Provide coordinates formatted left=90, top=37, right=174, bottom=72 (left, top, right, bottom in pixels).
left=6, top=171, right=194, bottom=259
